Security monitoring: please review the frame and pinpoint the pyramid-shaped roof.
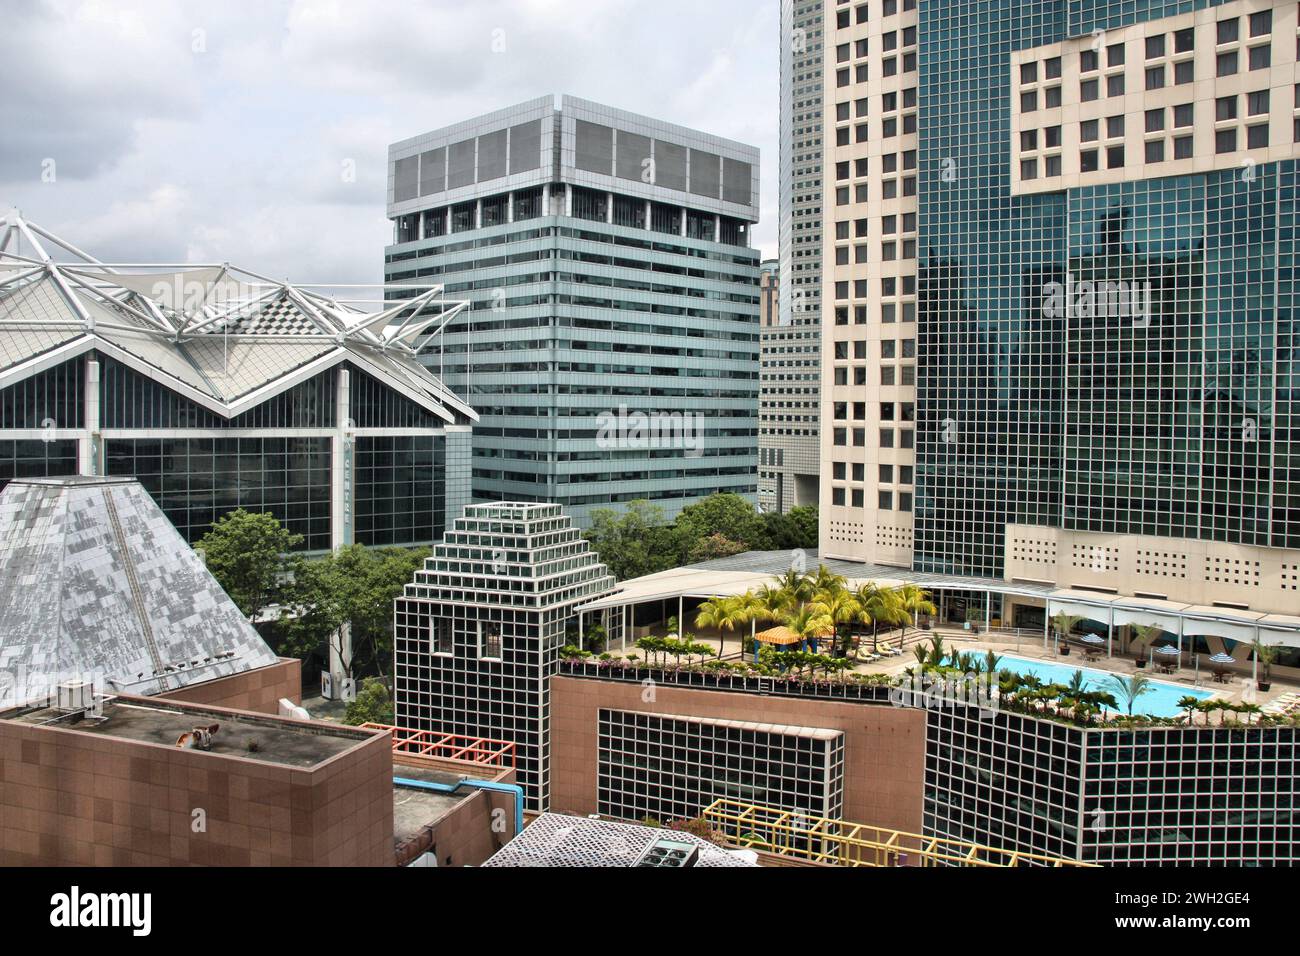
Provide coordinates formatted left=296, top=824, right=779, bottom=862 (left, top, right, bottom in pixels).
left=0, top=476, right=280, bottom=703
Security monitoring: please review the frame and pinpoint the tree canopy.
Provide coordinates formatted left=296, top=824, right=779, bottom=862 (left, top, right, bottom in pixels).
left=585, top=493, right=818, bottom=581
left=196, top=509, right=302, bottom=620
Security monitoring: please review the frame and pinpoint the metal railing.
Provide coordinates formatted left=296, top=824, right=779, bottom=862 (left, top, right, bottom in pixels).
left=362, top=723, right=517, bottom=770
left=701, top=799, right=1094, bottom=868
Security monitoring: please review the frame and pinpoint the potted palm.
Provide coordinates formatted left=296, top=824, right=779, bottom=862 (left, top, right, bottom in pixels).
left=1253, top=638, right=1277, bottom=692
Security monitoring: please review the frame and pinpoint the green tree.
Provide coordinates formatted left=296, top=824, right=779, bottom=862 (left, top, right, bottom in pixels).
left=1106, top=673, right=1155, bottom=717
left=688, top=532, right=749, bottom=563
left=584, top=500, right=689, bottom=581
left=694, top=594, right=749, bottom=659
left=196, top=509, right=301, bottom=621
left=895, top=584, right=937, bottom=641
left=342, top=677, right=393, bottom=726
left=675, top=493, right=764, bottom=547
left=278, top=544, right=429, bottom=677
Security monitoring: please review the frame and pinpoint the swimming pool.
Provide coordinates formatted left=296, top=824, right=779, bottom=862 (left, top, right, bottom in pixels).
left=984, top=654, right=1214, bottom=719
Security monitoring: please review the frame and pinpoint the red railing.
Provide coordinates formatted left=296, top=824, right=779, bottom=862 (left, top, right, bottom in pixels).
left=362, top=723, right=516, bottom=770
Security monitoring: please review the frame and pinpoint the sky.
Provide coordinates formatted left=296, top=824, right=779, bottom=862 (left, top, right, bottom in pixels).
left=0, top=0, right=780, bottom=287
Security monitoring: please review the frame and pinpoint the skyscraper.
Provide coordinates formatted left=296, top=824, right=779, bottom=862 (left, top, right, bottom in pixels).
left=385, top=96, right=762, bottom=529
left=822, top=0, right=1300, bottom=630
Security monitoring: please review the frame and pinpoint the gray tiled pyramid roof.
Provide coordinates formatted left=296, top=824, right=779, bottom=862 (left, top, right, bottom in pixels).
left=0, top=477, right=280, bottom=702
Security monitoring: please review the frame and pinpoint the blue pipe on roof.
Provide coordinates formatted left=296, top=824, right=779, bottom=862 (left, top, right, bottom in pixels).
left=393, top=776, right=524, bottom=839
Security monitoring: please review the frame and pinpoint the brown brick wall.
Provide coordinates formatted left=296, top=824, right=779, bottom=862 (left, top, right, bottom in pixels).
left=551, top=676, right=926, bottom=834
left=0, top=696, right=393, bottom=866
left=160, top=658, right=302, bottom=715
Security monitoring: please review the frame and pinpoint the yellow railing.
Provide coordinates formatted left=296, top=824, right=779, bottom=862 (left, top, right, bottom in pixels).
left=701, top=799, right=1095, bottom=867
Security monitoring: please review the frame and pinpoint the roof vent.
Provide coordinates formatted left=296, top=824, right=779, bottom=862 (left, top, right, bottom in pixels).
left=634, top=837, right=700, bottom=868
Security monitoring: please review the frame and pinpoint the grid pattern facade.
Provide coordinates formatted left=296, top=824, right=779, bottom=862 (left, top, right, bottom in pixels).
left=905, top=0, right=1300, bottom=580
left=386, top=97, right=761, bottom=528
left=759, top=301, right=822, bottom=511
left=925, top=704, right=1300, bottom=865
left=781, top=0, right=826, bottom=327
left=0, top=354, right=464, bottom=550
left=821, top=0, right=921, bottom=565
left=392, top=502, right=616, bottom=811
left=596, top=708, right=845, bottom=824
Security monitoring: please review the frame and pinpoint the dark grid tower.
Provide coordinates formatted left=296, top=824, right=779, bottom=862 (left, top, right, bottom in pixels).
left=393, top=502, right=616, bottom=811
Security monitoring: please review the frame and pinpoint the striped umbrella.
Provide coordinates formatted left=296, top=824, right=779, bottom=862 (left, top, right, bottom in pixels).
left=1208, top=653, right=1235, bottom=664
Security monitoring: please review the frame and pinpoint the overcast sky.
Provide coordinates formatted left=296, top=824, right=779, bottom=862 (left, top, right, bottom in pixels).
left=1, top=0, right=779, bottom=287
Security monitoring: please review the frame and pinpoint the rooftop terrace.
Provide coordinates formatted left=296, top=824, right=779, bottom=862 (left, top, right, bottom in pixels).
left=4, top=698, right=378, bottom=768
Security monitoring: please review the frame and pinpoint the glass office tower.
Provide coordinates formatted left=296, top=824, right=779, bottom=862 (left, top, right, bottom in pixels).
left=385, top=96, right=762, bottom=528
left=823, top=0, right=1300, bottom=618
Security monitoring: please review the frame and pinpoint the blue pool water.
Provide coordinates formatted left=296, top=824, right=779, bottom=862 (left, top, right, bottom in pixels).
left=984, top=654, right=1214, bottom=718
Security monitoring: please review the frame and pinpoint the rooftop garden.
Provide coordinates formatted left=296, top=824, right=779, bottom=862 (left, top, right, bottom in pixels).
left=560, top=566, right=1300, bottom=731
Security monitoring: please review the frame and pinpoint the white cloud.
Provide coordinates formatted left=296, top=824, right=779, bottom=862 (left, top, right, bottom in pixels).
left=2, top=0, right=779, bottom=284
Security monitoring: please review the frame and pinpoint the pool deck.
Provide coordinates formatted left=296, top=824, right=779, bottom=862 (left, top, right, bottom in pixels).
left=868, top=628, right=1298, bottom=710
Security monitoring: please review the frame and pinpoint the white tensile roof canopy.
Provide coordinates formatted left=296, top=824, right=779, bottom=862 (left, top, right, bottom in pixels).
left=0, top=209, right=476, bottom=424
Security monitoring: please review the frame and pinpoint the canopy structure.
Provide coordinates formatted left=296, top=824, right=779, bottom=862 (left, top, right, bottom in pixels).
left=754, top=626, right=809, bottom=647
left=0, top=210, right=475, bottom=425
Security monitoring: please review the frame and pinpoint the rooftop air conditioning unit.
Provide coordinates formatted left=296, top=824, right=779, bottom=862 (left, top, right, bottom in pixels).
left=634, top=837, right=700, bottom=868
left=56, top=680, right=94, bottom=712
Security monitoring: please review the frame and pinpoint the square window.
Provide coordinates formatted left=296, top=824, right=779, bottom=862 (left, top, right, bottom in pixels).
left=1080, top=149, right=1099, bottom=172
left=1248, top=44, right=1271, bottom=70
left=1020, top=158, right=1037, bottom=179
left=1106, top=144, right=1124, bottom=168
left=1247, top=123, right=1269, bottom=149
left=1021, top=90, right=1037, bottom=112
left=1217, top=18, right=1239, bottom=44
left=1080, top=118, right=1099, bottom=142
left=1106, top=115, right=1124, bottom=138
left=1080, top=49, right=1098, bottom=72
left=1107, top=73, right=1125, bottom=96
left=1174, top=60, right=1194, bottom=84
left=1216, top=95, right=1238, bottom=121
left=1249, top=10, right=1272, bottom=38
left=1020, top=129, right=1038, bottom=151
left=1045, top=154, right=1062, bottom=176
left=1217, top=51, right=1239, bottom=76
left=1020, top=62, right=1037, bottom=84
left=1045, top=125, right=1062, bottom=148
left=1107, top=42, right=1125, bottom=67
left=1247, top=89, right=1270, bottom=116
left=1145, top=65, right=1164, bottom=89
left=1173, top=28, right=1194, bottom=53
left=1173, top=135, right=1193, bottom=159
left=1173, top=103, right=1194, bottom=128
left=1145, top=139, right=1165, bottom=163
left=1145, top=34, right=1165, bottom=59
left=1081, top=78, right=1099, bottom=101
left=1215, top=128, right=1237, bottom=153
left=1044, top=86, right=1062, bottom=108
left=1145, top=108, right=1165, bottom=132
left=1045, top=56, right=1062, bottom=79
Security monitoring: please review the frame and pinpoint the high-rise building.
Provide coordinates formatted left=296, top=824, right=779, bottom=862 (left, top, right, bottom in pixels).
left=392, top=502, right=616, bottom=811
left=758, top=260, right=821, bottom=512
left=821, top=0, right=1300, bottom=629
left=0, top=214, right=474, bottom=551
left=780, top=0, right=827, bottom=326
left=385, top=96, right=762, bottom=529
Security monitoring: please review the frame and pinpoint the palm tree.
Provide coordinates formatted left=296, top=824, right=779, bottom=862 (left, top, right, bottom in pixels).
left=895, top=585, right=937, bottom=641
left=1067, top=669, right=1087, bottom=698
left=741, top=584, right=790, bottom=660
left=1130, top=623, right=1164, bottom=662
left=783, top=604, right=835, bottom=653
left=1176, top=695, right=1201, bottom=726
left=1106, top=673, right=1154, bottom=717
left=1050, top=612, right=1085, bottom=651
left=811, top=587, right=861, bottom=656
left=773, top=568, right=815, bottom=609
left=694, top=595, right=748, bottom=659
left=856, top=582, right=904, bottom=652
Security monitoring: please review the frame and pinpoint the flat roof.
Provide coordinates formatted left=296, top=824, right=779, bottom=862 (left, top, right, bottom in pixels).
left=5, top=699, right=377, bottom=769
